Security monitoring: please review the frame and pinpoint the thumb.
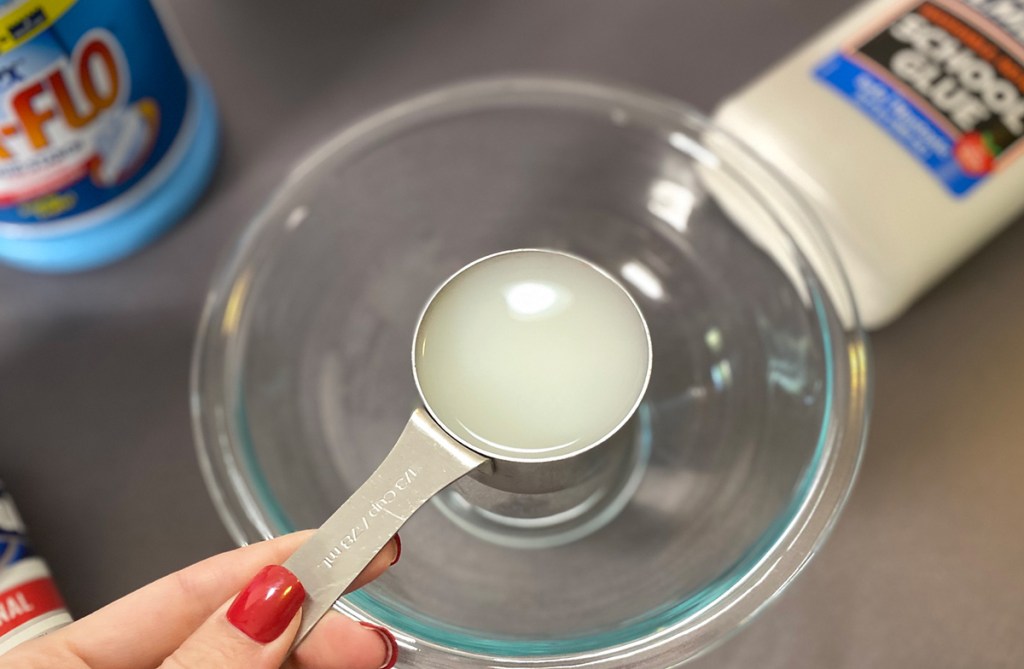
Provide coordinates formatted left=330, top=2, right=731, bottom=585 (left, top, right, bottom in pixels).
left=160, top=565, right=304, bottom=669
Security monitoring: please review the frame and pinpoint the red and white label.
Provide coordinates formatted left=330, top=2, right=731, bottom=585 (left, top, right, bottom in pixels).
left=0, top=576, right=65, bottom=638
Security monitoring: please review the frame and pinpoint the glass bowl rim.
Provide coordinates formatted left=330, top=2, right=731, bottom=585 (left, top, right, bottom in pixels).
left=190, top=75, right=872, bottom=668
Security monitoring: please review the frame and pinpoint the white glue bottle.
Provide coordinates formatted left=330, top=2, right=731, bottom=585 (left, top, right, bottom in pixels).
left=713, top=0, right=1024, bottom=328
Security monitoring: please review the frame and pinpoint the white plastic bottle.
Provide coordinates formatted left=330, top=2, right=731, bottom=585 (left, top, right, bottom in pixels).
left=714, top=0, right=1024, bottom=328
left=0, top=481, right=71, bottom=654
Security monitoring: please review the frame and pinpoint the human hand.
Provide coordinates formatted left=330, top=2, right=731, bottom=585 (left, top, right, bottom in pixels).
left=2, top=531, right=401, bottom=669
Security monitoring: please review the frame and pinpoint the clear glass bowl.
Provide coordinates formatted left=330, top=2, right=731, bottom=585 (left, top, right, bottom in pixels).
left=191, top=77, right=870, bottom=668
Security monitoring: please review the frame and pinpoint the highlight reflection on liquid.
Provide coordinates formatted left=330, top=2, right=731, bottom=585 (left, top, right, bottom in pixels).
left=502, top=280, right=572, bottom=320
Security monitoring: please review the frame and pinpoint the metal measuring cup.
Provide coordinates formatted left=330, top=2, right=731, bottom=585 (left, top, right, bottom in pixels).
left=282, top=249, right=652, bottom=646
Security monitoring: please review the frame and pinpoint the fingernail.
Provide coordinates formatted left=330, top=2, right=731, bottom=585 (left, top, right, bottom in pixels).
left=227, top=565, right=305, bottom=643
left=390, top=534, right=402, bottom=566
left=359, top=622, right=399, bottom=669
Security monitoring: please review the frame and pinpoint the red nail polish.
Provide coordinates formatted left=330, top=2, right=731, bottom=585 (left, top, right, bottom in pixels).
left=359, top=621, right=399, bottom=669
left=390, top=534, right=402, bottom=567
left=227, top=565, right=305, bottom=643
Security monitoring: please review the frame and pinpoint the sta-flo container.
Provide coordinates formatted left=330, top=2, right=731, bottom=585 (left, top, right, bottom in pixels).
left=0, top=0, right=218, bottom=272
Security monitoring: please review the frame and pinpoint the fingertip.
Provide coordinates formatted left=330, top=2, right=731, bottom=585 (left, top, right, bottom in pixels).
left=292, top=613, right=398, bottom=669
left=359, top=622, right=399, bottom=669
left=226, top=565, right=305, bottom=644
left=343, top=536, right=402, bottom=594
left=389, top=534, right=402, bottom=567
left=160, top=570, right=304, bottom=669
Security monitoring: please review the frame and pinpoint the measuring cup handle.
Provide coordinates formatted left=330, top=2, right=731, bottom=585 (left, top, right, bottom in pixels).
left=282, top=407, right=487, bottom=649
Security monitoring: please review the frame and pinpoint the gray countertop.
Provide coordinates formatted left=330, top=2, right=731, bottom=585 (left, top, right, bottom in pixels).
left=1, top=1, right=1022, bottom=667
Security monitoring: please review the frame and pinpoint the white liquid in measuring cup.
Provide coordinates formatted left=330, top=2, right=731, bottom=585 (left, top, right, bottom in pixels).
left=414, top=250, right=651, bottom=460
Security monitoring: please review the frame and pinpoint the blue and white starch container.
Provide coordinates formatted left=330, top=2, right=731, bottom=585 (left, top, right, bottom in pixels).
left=0, top=0, right=218, bottom=271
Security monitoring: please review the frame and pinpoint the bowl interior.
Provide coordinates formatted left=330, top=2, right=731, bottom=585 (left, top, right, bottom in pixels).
left=195, top=79, right=867, bottom=667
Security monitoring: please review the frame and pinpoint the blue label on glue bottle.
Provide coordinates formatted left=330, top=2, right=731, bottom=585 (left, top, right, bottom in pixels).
left=0, top=0, right=218, bottom=272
